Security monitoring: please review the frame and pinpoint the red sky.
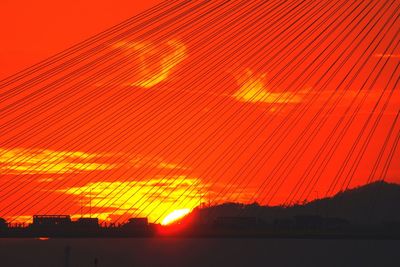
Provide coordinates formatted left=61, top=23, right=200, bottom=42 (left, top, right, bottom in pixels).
left=0, top=0, right=160, bottom=79
left=0, top=0, right=399, bottom=224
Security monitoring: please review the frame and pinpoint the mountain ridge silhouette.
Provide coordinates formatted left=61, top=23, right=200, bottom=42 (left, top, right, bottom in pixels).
left=187, top=181, right=400, bottom=225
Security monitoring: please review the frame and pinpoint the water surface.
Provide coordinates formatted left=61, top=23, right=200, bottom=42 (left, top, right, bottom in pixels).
left=0, top=238, right=399, bottom=267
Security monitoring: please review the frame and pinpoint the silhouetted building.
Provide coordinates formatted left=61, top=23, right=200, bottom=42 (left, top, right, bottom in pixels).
left=120, top=217, right=152, bottom=236
left=75, top=217, right=99, bottom=228
left=125, top=218, right=148, bottom=227
left=29, top=215, right=73, bottom=237
left=32, top=215, right=72, bottom=226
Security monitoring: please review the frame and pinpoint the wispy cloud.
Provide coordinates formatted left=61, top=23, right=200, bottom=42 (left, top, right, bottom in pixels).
left=132, top=39, right=187, bottom=88
left=233, top=69, right=302, bottom=104
left=114, top=39, right=187, bottom=88
left=129, top=155, right=188, bottom=170
left=63, top=176, right=206, bottom=222
left=0, top=147, right=116, bottom=175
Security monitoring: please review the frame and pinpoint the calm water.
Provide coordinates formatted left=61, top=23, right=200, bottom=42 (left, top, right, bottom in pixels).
left=0, top=238, right=399, bottom=267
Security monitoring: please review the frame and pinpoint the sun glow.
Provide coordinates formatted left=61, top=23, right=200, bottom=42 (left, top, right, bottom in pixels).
left=161, top=208, right=191, bottom=225
left=63, top=176, right=205, bottom=223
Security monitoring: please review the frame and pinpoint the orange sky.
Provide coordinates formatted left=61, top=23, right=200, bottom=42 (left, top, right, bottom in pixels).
left=0, top=0, right=160, bottom=79
left=0, top=0, right=399, bottom=224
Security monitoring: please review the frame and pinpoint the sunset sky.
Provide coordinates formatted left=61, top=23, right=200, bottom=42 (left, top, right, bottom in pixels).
left=0, top=1, right=160, bottom=79
left=0, top=0, right=399, bottom=224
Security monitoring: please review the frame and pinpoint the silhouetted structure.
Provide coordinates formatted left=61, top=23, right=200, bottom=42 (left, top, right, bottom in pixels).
left=33, top=215, right=71, bottom=226
left=0, top=182, right=399, bottom=238
left=75, top=217, right=99, bottom=228
left=125, top=217, right=148, bottom=227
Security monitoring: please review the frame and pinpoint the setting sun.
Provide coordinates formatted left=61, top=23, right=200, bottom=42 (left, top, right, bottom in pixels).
left=161, top=208, right=191, bottom=225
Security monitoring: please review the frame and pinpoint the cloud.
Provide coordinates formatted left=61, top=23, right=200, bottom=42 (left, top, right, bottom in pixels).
left=114, top=39, right=187, bottom=88
left=233, top=69, right=302, bottom=104
left=0, top=146, right=191, bottom=176
left=132, top=39, right=187, bottom=88
left=0, top=147, right=116, bottom=175
left=63, top=176, right=206, bottom=222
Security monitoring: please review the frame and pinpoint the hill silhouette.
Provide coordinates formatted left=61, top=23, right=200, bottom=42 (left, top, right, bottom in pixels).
left=186, top=181, right=400, bottom=226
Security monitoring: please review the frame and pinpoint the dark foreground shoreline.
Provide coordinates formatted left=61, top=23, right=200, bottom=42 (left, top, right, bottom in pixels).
left=1, top=229, right=399, bottom=240
left=1, top=237, right=399, bottom=267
